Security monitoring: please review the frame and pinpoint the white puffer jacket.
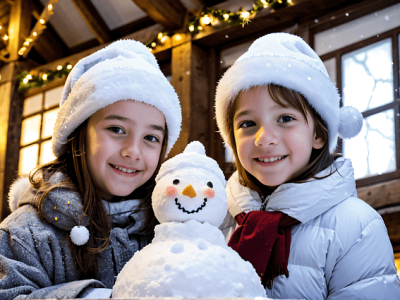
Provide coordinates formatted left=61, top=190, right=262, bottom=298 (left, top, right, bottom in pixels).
left=220, top=158, right=400, bottom=299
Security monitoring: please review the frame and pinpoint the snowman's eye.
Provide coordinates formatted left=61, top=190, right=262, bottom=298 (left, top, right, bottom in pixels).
left=173, top=179, right=180, bottom=185
left=207, top=182, right=213, bottom=188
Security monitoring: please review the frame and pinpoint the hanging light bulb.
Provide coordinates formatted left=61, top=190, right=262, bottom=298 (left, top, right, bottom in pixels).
left=42, top=74, right=48, bottom=80
left=261, top=0, right=268, bottom=8
left=158, top=32, right=163, bottom=39
left=201, top=15, right=211, bottom=25
left=189, top=25, right=195, bottom=32
left=67, top=64, right=72, bottom=69
left=40, top=19, right=45, bottom=24
left=57, top=65, right=62, bottom=71
left=161, top=36, right=167, bottom=43
left=151, top=42, right=156, bottom=48
left=33, top=32, right=37, bottom=37
left=223, top=14, right=229, bottom=21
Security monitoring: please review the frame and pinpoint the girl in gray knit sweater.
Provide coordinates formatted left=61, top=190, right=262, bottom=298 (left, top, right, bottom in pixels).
left=0, top=39, right=182, bottom=300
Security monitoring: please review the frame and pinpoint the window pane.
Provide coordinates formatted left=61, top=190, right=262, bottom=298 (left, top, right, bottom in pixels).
left=20, top=114, right=41, bottom=146
left=44, top=85, right=63, bottom=109
left=42, top=108, right=59, bottom=139
left=314, top=2, right=400, bottom=56
left=342, top=39, right=393, bottom=112
left=343, top=109, right=395, bottom=180
left=23, top=94, right=42, bottom=117
left=19, top=144, right=39, bottom=175
left=220, top=40, right=253, bottom=69
left=40, top=140, right=56, bottom=165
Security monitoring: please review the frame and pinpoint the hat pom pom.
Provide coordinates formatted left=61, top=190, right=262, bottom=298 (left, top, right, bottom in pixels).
left=70, top=225, right=90, bottom=246
left=184, top=141, right=206, bottom=156
left=338, top=106, right=363, bottom=139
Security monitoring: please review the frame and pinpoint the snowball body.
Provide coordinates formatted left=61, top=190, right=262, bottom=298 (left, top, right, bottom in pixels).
left=112, top=220, right=266, bottom=298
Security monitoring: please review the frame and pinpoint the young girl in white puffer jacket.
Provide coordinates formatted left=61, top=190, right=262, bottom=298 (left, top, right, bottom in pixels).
left=216, top=32, right=400, bottom=299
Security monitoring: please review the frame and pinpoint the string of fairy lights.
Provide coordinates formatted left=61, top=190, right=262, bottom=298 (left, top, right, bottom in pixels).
left=16, top=0, right=291, bottom=92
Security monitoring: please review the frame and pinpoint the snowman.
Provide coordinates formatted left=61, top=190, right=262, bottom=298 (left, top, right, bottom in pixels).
left=112, top=141, right=267, bottom=298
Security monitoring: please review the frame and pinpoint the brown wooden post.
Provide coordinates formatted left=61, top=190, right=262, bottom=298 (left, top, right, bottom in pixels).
left=0, top=64, right=15, bottom=221
left=169, top=41, right=224, bottom=168
left=0, top=0, right=31, bottom=221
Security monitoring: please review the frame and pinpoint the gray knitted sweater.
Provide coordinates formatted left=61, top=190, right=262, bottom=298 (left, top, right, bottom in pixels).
left=0, top=175, right=152, bottom=300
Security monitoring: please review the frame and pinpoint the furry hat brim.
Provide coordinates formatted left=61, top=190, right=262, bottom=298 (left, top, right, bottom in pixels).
left=215, top=33, right=342, bottom=153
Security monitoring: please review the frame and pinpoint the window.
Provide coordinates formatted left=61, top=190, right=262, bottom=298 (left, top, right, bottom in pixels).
left=18, top=86, right=63, bottom=175
left=315, top=2, right=400, bottom=186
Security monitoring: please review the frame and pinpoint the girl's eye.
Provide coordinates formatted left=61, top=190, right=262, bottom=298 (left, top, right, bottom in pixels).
left=108, top=126, right=125, bottom=134
left=238, top=121, right=255, bottom=128
left=144, top=135, right=160, bottom=142
left=278, top=115, right=294, bottom=123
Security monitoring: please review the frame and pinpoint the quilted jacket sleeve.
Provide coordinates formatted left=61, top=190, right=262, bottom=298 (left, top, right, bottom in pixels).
left=327, top=203, right=400, bottom=299
left=0, top=206, right=105, bottom=300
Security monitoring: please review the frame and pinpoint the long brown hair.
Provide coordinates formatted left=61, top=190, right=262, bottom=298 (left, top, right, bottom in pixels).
left=30, top=119, right=168, bottom=278
left=226, top=84, right=337, bottom=199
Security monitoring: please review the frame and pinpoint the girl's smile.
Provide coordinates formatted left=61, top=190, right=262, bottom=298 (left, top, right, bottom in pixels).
left=85, top=100, right=165, bottom=200
left=233, top=86, right=324, bottom=189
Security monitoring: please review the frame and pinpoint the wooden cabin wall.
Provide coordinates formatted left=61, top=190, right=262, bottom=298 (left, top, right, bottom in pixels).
left=0, top=0, right=399, bottom=253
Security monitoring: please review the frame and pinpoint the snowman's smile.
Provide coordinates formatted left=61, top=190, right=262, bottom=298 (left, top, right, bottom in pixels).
left=175, top=198, right=207, bottom=214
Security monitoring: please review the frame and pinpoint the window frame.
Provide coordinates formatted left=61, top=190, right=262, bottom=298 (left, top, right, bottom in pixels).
left=19, top=79, right=65, bottom=175
left=315, top=26, right=400, bottom=188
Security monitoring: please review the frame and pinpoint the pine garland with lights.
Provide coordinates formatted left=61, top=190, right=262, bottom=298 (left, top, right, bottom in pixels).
left=146, top=0, right=291, bottom=50
left=17, top=63, right=72, bottom=93
left=17, top=0, right=291, bottom=92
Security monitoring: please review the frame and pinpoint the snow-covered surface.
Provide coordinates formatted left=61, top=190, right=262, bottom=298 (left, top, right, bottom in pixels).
left=112, top=220, right=267, bottom=298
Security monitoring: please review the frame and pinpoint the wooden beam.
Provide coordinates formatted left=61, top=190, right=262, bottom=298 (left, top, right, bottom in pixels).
left=357, top=178, right=400, bottom=210
left=7, top=0, right=30, bottom=61
left=70, top=0, right=111, bottom=44
left=30, top=0, right=69, bottom=62
left=131, top=0, right=187, bottom=29
left=169, top=41, right=224, bottom=168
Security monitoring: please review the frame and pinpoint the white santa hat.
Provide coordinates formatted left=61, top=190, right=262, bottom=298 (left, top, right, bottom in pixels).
left=52, top=39, right=182, bottom=157
left=215, top=32, right=363, bottom=153
left=155, top=141, right=226, bottom=186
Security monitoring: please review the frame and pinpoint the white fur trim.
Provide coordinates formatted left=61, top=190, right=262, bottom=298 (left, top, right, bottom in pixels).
left=53, top=40, right=181, bottom=157
left=215, top=33, right=353, bottom=153
left=156, top=141, right=226, bottom=186
left=70, top=225, right=90, bottom=246
left=8, top=177, right=30, bottom=212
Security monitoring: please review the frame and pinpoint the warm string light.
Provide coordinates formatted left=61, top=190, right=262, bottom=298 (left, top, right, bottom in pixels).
left=18, top=0, right=60, bottom=57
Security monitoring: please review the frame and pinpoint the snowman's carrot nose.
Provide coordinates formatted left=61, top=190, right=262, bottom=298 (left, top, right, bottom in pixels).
left=182, top=184, right=197, bottom=198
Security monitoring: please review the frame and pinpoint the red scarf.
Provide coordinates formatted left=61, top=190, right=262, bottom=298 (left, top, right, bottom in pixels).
left=228, top=211, right=300, bottom=288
